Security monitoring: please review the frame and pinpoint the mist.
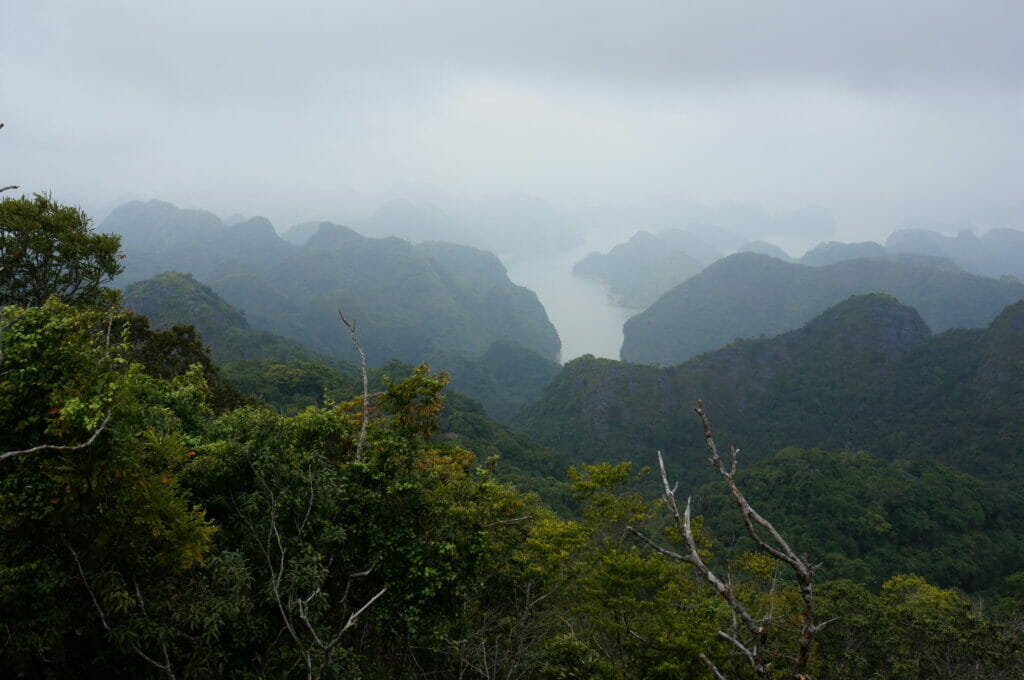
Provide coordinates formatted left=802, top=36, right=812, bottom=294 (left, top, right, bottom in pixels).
left=4, top=1, right=1022, bottom=240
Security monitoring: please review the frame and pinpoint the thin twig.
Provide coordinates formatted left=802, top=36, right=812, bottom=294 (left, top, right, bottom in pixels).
left=1, top=411, right=113, bottom=462
left=341, top=586, right=387, bottom=634
left=66, top=542, right=176, bottom=679
left=338, top=311, right=369, bottom=461
left=699, top=652, right=730, bottom=680
left=483, top=515, right=533, bottom=528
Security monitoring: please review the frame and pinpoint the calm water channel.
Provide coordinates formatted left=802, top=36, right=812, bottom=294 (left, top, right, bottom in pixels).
left=503, top=239, right=635, bottom=363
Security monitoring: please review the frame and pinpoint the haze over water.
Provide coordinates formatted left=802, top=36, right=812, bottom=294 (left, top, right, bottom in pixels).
left=504, top=236, right=635, bottom=363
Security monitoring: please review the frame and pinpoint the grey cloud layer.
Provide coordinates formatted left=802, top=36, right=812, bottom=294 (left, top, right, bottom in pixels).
left=3, top=0, right=1021, bottom=238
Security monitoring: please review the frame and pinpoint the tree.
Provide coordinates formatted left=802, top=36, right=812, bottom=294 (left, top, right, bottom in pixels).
left=0, top=300, right=222, bottom=677
left=0, top=193, right=122, bottom=308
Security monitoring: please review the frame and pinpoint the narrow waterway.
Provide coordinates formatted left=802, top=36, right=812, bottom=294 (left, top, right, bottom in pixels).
left=503, top=240, right=635, bottom=363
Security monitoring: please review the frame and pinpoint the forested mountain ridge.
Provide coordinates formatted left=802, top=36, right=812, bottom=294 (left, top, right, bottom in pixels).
left=103, top=199, right=560, bottom=367
left=621, top=251, right=1024, bottom=365
left=125, top=270, right=560, bottom=421
left=518, top=294, right=1024, bottom=481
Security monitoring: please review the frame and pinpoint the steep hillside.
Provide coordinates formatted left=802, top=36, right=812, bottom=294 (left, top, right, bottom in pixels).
left=517, top=295, right=1024, bottom=483
left=738, top=240, right=793, bottom=260
left=621, top=252, right=1024, bottom=365
left=105, top=200, right=560, bottom=366
left=125, top=271, right=559, bottom=420
left=123, top=272, right=327, bottom=365
left=424, top=339, right=561, bottom=422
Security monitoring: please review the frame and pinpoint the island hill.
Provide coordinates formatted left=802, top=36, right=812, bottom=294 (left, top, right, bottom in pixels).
left=574, top=223, right=1024, bottom=315
left=620, top=251, right=1024, bottom=365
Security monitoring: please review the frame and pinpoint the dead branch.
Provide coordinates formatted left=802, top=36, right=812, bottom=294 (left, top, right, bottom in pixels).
left=341, top=585, right=387, bottom=634
left=66, top=541, right=177, bottom=679
left=244, top=471, right=387, bottom=679
left=482, top=515, right=533, bottom=528
left=627, top=402, right=833, bottom=680
left=0, top=411, right=113, bottom=463
left=338, top=311, right=369, bottom=462
left=695, top=400, right=827, bottom=678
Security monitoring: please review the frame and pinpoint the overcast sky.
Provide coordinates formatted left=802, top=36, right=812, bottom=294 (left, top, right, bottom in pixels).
left=3, top=0, right=1022, bottom=245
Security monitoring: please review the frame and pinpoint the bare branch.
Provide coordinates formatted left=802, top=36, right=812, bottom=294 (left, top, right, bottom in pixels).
left=338, top=310, right=369, bottom=462
left=692, top=400, right=828, bottom=679
left=341, top=586, right=387, bottom=634
left=632, top=403, right=831, bottom=679
left=699, top=652, right=730, bottom=680
left=718, top=629, right=756, bottom=666
left=625, top=526, right=690, bottom=563
left=1, top=124, right=18, bottom=194
left=66, top=542, right=176, bottom=679
left=483, top=515, right=533, bottom=528
left=1, top=411, right=113, bottom=463
left=67, top=542, right=110, bottom=633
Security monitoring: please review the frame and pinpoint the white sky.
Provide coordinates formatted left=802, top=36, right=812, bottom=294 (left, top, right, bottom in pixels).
left=3, top=0, right=1022, bottom=245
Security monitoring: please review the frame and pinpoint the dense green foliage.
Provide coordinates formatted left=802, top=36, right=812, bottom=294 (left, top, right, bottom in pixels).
left=621, top=251, right=1024, bottom=365
left=6, top=200, right=1024, bottom=678
left=697, top=447, right=1024, bottom=593
left=124, top=311, right=251, bottom=412
left=105, top=199, right=560, bottom=366
left=0, top=194, right=123, bottom=307
left=218, top=355, right=572, bottom=512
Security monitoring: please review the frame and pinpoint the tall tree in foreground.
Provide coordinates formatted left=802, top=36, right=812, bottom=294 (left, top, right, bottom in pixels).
left=0, top=193, right=122, bottom=307
left=628, top=401, right=830, bottom=680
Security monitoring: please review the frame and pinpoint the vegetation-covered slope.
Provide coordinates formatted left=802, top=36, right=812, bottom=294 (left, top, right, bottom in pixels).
left=123, top=272, right=344, bottom=366
left=104, top=199, right=560, bottom=366
left=125, top=271, right=559, bottom=421
left=519, top=294, right=1024, bottom=482
left=621, top=251, right=1024, bottom=365
left=697, top=447, right=1024, bottom=593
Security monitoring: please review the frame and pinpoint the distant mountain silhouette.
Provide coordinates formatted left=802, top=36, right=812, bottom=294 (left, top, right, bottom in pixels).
left=105, top=200, right=560, bottom=367
left=621, top=252, right=1024, bottom=365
